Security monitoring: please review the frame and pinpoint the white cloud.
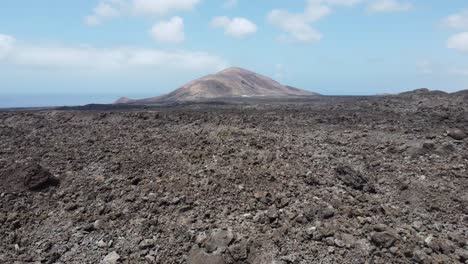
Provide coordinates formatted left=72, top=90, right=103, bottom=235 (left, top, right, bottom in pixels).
left=211, top=17, right=230, bottom=28
left=0, top=34, right=16, bottom=59
left=94, top=2, right=120, bottom=17
left=447, top=32, right=468, bottom=53
left=267, top=0, right=331, bottom=43
left=211, top=16, right=257, bottom=39
left=224, top=0, right=238, bottom=9
left=367, top=0, right=412, bottom=13
left=267, top=0, right=370, bottom=43
left=0, top=34, right=227, bottom=71
left=268, top=10, right=322, bottom=43
left=304, top=1, right=333, bottom=21
left=150, top=16, right=185, bottom=43
left=85, top=0, right=123, bottom=26
left=323, top=0, right=364, bottom=7
left=133, top=0, right=200, bottom=15
left=441, top=9, right=468, bottom=30
left=84, top=0, right=200, bottom=25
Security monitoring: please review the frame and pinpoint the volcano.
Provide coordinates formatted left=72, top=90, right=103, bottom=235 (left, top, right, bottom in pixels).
left=115, top=67, right=319, bottom=103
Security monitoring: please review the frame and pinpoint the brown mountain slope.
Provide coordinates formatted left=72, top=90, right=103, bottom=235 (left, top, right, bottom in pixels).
left=451, top=89, right=468, bottom=96
left=118, top=67, right=318, bottom=103
left=397, top=88, right=468, bottom=98
left=114, top=97, right=136, bottom=104
left=398, top=88, right=448, bottom=97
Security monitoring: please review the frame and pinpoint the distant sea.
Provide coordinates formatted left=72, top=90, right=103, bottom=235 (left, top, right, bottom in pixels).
left=0, top=94, right=152, bottom=108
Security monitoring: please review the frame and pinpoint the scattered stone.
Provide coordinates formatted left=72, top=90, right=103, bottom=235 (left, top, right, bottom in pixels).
left=370, top=231, right=398, bottom=248
left=275, top=196, right=290, bottom=209
left=266, top=208, right=279, bottom=222
left=204, top=229, right=234, bottom=254
left=389, top=246, right=399, bottom=255
left=188, top=248, right=226, bottom=264
left=455, top=248, right=468, bottom=262
left=339, top=233, right=357, bottom=248
left=145, top=255, right=155, bottom=262
left=93, top=220, right=105, bottom=230
left=304, top=171, right=321, bottom=186
left=373, top=224, right=388, bottom=232
left=65, top=203, right=79, bottom=211
left=139, top=239, right=156, bottom=249
left=334, top=238, right=345, bottom=248
left=101, top=251, right=120, bottom=264
left=412, top=250, right=429, bottom=264
left=22, top=164, right=58, bottom=191
left=44, top=252, right=61, bottom=264
left=312, top=225, right=335, bottom=241
left=448, top=128, right=467, bottom=140
left=0, top=163, right=59, bottom=193
left=304, top=204, right=335, bottom=221
left=427, top=238, right=456, bottom=254
left=335, top=165, right=374, bottom=192
left=228, top=241, right=248, bottom=261
left=422, top=142, right=435, bottom=151
left=448, top=232, right=466, bottom=247
left=131, top=177, right=142, bottom=185
left=97, top=240, right=108, bottom=248
left=412, top=221, right=423, bottom=231
left=254, top=191, right=273, bottom=205
left=295, top=214, right=307, bottom=224
left=83, top=223, right=95, bottom=232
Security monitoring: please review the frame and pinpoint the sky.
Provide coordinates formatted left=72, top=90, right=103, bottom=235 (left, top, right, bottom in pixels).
left=1, top=0, right=468, bottom=107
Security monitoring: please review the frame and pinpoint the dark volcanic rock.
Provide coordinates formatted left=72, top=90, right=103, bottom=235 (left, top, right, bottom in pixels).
left=0, top=163, right=59, bottom=192
left=335, top=165, right=374, bottom=192
left=188, top=248, right=226, bottom=264
left=448, top=128, right=467, bottom=140
left=370, top=231, right=398, bottom=248
left=203, top=229, right=234, bottom=254
left=22, top=164, right=58, bottom=191
left=0, top=95, right=467, bottom=263
left=228, top=241, right=249, bottom=261
left=304, top=204, right=336, bottom=221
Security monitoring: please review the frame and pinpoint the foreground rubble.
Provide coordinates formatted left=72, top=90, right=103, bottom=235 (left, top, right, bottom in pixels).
left=0, top=94, right=467, bottom=263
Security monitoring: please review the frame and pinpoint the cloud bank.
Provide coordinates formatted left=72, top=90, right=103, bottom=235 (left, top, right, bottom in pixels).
left=133, top=0, right=200, bottom=15
left=0, top=34, right=227, bottom=72
left=267, top=0, right=413, bottom=43
left=367, top=0, right=412, bottom=13
left=85, top=0, right=200, bottom=26
left=441, top=9, right=468, bottom=30
left=447, top=32, right=468, bottom=53
left=211, top=17, right=257, bottom=39
left=150, top=17, right=185, bottom=43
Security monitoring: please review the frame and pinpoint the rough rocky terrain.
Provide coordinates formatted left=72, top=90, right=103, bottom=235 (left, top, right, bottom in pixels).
left=0, top=92, right=467, bottom=263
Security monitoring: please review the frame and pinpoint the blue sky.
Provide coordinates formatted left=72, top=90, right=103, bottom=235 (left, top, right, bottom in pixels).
left=1, top=0, right=468, bottom=106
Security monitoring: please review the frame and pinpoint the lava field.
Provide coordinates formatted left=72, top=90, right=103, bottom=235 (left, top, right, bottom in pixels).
left=0, top=94, right=467, bottom=263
